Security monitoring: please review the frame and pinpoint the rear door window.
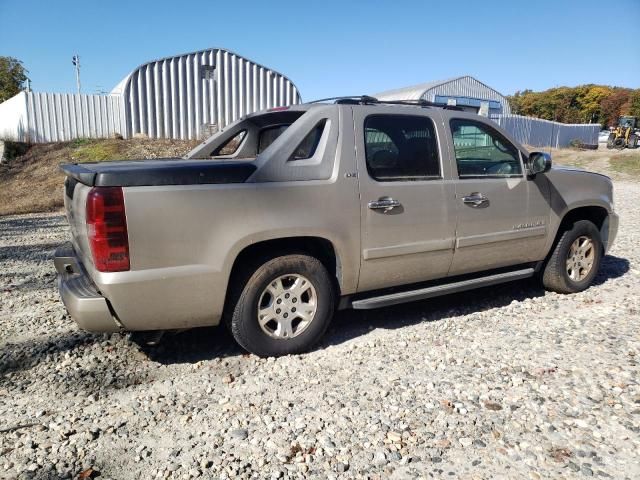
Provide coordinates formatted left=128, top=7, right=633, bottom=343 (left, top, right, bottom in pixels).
left=364, top=115, right=440, bottom=181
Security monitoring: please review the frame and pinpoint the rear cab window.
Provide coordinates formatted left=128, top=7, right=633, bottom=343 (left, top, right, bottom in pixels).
left=364, top=114, right=440, bottom=181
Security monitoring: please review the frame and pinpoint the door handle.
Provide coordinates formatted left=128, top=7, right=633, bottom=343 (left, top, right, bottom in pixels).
left=462, top=192, right=489, bottom=208
left=368, top=196, right=402, bottom=213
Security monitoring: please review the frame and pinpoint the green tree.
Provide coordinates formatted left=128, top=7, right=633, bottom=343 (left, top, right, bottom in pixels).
left=600, top=89, right=631, bottom=127
left=627, top=90, right=640, bottom=119
left=507, top=84, right=639, bottom=126
left=0, top=56, right=28, bottom=103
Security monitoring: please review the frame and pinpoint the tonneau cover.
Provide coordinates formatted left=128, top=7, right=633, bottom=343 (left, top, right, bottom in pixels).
left=60, top=159, right=257, bottom=187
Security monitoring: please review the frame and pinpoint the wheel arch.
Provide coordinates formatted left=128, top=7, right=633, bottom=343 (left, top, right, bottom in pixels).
left=548, top=205, right=610, bottom=258
left=225, top=236, right=343, bottom=304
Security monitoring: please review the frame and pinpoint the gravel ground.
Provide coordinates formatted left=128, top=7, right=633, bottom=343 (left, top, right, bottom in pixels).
left=1, top=181, right=639, bottom=480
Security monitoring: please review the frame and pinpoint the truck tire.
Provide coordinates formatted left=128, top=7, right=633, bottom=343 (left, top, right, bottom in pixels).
left=613, top=137, right=626, bottom=149
left=606, top=133, right=615, bottom=149
left=542, top=220, right=603, bottom=294
left=629, top=134, right=638, bottom=148
left=227, top=254, right=335, bottom=357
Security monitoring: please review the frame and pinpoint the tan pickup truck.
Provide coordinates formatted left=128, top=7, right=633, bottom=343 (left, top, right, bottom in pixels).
left=55, top=97, right=618, bottom=357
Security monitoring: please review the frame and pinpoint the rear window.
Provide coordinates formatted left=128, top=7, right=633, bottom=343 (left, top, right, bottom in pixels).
left=258, top=125, right=290, bottom=153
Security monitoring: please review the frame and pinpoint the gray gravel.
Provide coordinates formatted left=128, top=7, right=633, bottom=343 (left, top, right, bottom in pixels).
left=1, top=181, right=639, bottom=479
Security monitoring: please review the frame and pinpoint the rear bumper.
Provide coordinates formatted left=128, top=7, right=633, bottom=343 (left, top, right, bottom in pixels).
left=54, top=243, right=122, bottom=333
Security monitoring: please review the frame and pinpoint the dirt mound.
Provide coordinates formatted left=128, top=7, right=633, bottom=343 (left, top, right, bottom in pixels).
left=0, top=138, right=197, bottom=216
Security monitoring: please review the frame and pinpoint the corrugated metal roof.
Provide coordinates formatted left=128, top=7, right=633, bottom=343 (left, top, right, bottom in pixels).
left=374, top=75, right=511, bottom=114
left=374, top=77, right=462, bottom=101
left=113, top=47, right=301, bottom=139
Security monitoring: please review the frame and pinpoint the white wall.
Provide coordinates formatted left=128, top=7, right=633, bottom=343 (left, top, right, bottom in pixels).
left=0, top=92, right=28, bottom=141
left=25, top=92, right=124, bottom=142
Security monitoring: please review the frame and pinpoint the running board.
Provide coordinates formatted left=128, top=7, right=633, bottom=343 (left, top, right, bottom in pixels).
left=351, top=268, right=535, bottom=310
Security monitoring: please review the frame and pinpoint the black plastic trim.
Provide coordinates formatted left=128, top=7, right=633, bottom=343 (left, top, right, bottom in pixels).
left=351, top=267, right=535, bottom=310
left=61, top=160, right=257, bottom=187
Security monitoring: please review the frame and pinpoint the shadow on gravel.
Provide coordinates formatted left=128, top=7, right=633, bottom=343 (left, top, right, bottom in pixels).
left=4, top=255, right=626, bottom=373
left=0, top=330, right=101, bottom=376
left=593, top=254, right=630, bottom=286
left=0, top=242, right=61, bottom=262
left=0, top=214, right=65, bottom=239
left=142, top=255, right=629, bottom=364
left=139, top=325, right=244, bottom=365
left=323, top=254, right=629, bottom=347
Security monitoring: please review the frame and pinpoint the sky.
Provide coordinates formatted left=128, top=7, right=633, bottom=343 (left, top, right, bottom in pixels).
left=1, top=0, right=639, bottom=101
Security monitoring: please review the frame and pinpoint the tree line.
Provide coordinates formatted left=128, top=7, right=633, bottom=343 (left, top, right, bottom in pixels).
left=508, top=85, right=640, bottom=128
left=0, top=56, right=28, bottom=103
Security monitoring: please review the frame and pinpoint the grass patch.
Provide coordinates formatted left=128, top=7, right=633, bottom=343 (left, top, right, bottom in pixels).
left=609, top=152, right=640, bottom=177
left=70, top=139, right=122, bottom=163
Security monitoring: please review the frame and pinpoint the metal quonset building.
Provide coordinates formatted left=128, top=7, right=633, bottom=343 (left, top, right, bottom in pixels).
left=111, top=47, right=302, bottom=139
left=375, top=76, right=511, bottom=116
left=0, top=48, right=301, bottom=142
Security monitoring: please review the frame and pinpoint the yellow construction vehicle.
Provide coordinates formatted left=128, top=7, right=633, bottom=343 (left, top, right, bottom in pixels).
left=607, top=116, right=639, bottom=149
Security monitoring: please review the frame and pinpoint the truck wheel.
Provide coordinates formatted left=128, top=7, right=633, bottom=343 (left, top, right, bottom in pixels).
left=613, top=137, right=626, bottom=149
left=228, top=255, right=335, bottom=357
left=542, top=220, right=603, bottom=294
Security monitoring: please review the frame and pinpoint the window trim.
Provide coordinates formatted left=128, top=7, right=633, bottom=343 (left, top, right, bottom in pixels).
left=288, top=119, right=327, bottom=161
left=449, top=118, right=524, bottom=179
left=363, top=113, right=443, bottom=183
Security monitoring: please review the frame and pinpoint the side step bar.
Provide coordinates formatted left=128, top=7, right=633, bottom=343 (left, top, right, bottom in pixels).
left=351, top=267, right=535, bottom=310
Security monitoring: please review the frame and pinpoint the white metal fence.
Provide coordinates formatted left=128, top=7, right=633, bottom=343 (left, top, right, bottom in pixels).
left=0, top=92, right=124, bottom=143
left=492, top=114, right=599, bottom=149
left=27, top=92, right=124, bottom=143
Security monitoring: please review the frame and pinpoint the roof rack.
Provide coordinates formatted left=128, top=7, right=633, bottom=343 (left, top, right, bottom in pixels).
left=308, top=95, right=378, bottom=104
left=308, top=95, right=463, bottom=110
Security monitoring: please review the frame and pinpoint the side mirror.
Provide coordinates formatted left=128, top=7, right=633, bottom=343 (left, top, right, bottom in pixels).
left=528, top=152, right=552, bottom=175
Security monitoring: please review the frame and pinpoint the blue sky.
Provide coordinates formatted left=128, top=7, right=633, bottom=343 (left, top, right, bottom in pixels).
left=1, top=0, right=639, bottom=100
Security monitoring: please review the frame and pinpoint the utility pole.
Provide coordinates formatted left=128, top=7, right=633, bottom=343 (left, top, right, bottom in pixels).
left=72, top=54, right=81, bottom=94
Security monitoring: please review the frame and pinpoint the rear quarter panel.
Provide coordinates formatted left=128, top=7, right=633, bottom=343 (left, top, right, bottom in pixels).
left=91, top=109, right=360, bottom=330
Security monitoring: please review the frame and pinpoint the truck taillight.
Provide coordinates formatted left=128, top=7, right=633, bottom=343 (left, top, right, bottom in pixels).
left=86, top=187, right=130, bottom=272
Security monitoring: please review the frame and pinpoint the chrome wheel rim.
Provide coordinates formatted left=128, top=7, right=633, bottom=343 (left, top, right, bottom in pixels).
left=566, top=236, right=595, bottom=282
left=257, top=274, right=317, bottom=339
